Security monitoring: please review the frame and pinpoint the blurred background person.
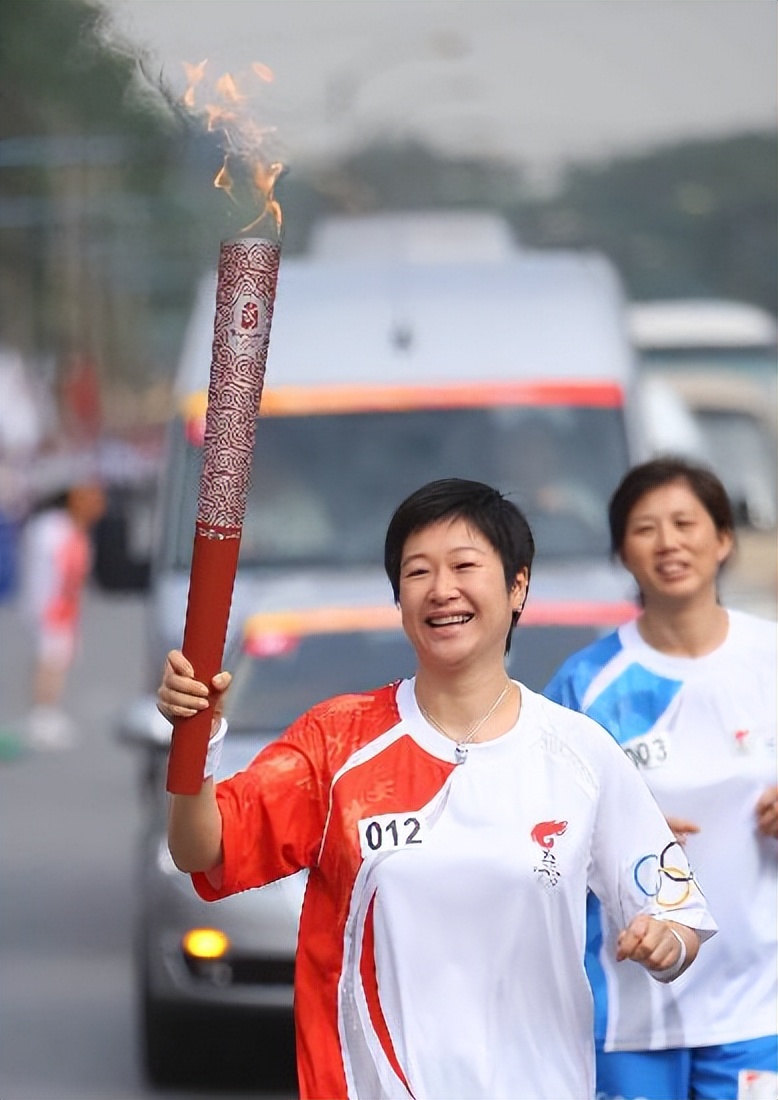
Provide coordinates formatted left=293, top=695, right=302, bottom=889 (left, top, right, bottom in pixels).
left=546, top=457, right=777, bottom=1100
left=0, top=346, right=48, bottom=605
left=18, top=472, right=106, bottom=749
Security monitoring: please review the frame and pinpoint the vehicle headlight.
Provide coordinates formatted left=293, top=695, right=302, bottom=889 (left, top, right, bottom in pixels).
left=182, top=927, right=231, bottom=960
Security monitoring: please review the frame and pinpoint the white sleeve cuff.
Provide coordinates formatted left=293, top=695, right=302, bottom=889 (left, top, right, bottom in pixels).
left=203, top=718, right=228, bottom=779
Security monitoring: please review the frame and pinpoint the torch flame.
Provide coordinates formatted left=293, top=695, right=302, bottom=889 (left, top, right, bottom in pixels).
left=215, top=72, right=245, bottom=104
left=213, top=157, right=235, bottom=202
left=205, top=104, right=237, bottom=135
left=251, top=62, right=274, bottom=83
left=241, top=159, right=284, bottom=232
left=180, top=59, right=283, bottom=235
left=182, top=59, right=208, bottom=109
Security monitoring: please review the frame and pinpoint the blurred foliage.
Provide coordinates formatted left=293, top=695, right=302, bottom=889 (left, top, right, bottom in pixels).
left=0, top=0, right=219, bottom=393
left=0, top=0, right=775, bottom=423
left=304, top=140, right=526, bottom=214
left=508, top=132, right=778, bottom=312
left=313, top=133, right=777, bottom=313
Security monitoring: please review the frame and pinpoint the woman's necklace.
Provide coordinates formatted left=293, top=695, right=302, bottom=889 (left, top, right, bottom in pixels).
left=417, top=681, right=513, bottom=765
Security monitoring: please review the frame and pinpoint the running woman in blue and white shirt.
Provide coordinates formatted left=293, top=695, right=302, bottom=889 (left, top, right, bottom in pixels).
left=546, top=457, right=778, bottom=1100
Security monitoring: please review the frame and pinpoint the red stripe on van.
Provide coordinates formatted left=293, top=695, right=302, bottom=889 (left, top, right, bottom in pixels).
left=520, top=601, right=637, bottom=626
left=244, top=605, right=403, bottom=641
left=242, top=599, right=637, bottom=653
left=182, top=380, right=624, bottom=435
left=259, top=380, right=624, bottom=416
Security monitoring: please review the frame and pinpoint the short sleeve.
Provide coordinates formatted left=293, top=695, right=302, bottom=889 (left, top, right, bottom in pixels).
left=588, top=731, right=716, bottom=940
left=192, top=709, right=330, bottom=901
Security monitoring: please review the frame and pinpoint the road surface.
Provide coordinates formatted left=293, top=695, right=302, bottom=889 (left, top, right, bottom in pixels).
left=0, top=587, right=296, bottom=1100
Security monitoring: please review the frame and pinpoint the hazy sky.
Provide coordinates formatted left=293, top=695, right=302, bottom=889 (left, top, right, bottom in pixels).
left=104, top=0, right=776, bottom=181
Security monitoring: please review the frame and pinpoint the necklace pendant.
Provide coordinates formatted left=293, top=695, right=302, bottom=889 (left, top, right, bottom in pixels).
left=454, top=743, right=469, bottom=765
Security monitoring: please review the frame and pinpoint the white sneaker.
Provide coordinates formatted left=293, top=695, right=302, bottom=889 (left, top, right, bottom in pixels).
left=26, top=706, right=79, bottom=750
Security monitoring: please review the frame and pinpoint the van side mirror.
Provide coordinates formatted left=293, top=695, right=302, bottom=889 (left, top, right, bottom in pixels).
left=732, top=491, right=777, bottom=532
left=116, top=695, right=172, bottom=750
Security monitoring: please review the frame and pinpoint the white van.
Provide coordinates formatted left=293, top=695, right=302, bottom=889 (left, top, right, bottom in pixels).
left=148, top=215, right=646, bottom=687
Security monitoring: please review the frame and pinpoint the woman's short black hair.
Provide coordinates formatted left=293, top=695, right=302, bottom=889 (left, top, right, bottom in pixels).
left=608, top=456, right=735, bottom=556
left=384, top=478, right=535, bottom=653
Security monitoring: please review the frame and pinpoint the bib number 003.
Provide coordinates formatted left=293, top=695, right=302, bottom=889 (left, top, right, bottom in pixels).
left=358, top=812, right=427, bottom=856
left=623, top=730, right=670, bottom=769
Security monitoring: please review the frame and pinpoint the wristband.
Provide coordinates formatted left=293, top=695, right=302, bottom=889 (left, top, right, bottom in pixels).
left=203, top=718, right=227, bottom=780
left=652, top=926, right=687, bottom=983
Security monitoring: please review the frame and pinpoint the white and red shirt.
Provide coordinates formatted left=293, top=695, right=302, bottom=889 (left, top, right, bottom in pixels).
left=193, top=679, right=715, bottom=1100
left=19, top=508, right=91, bottom=657
left=546, top=610, right=777, bottom=1052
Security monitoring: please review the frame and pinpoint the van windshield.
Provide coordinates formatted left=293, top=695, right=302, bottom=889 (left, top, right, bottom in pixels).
left=166, top=404, right=627, bottom=568
left=224, top=618, right=613, bottom=732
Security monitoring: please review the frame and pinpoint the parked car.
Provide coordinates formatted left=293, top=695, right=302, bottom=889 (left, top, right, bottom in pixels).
left=628, top=297, right=778, bottom=387
left=629, top=297, right=777, bottom=617
left=120, top=591, right=636, bottom=1086
left=664, top=372, right=776, bottom=527
left=652, top=370, right=777, bottom=618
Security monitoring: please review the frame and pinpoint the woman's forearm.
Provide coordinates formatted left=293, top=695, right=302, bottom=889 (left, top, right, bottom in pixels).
left=167, top=779, right=224, bottom=872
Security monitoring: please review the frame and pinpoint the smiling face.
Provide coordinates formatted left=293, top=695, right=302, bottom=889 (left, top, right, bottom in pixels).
left=620, top=478, right=734, bottom=608
left=398, top=516, right=528, bottom=676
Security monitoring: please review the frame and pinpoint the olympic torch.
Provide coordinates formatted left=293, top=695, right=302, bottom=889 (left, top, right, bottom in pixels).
left=166, top=235, right=280, bottom=794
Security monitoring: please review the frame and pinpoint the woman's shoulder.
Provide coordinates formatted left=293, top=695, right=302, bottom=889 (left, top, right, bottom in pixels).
left=303, top=680, right=402, bottom=723
left=728, top=606, right=777, bottom=633
left=727, top=608, right=777, bottom=655
left=23, top=505, right=69, bottom=539
left=282, top=680, right=405, bottom=767
left=523, top=684, right=624, bottom=776
left=532, top=686, right=615, bottom=740
left=544, top=627, right=626, bottom=703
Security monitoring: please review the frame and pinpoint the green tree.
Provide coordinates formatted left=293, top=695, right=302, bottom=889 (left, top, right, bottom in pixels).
left=0, top=0, right=210, bottom=394
left=509, top=132, right=777, bottom=311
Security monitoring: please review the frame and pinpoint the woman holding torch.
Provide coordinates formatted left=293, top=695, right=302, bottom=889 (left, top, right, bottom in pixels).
left=158, top=477, right=715, bottom=1100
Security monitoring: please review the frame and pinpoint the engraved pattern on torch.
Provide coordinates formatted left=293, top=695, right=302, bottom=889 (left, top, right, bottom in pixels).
left=198, top=237, right=281, bottom=533
left=167, top=235, right=281, bottom=795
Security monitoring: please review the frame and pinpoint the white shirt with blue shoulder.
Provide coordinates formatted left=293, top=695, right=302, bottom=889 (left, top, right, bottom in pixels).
left=545, top=609, right=777, bottom=1052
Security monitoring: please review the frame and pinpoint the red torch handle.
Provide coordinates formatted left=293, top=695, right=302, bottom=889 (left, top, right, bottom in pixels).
left=167, top=530, right=242, bottom=794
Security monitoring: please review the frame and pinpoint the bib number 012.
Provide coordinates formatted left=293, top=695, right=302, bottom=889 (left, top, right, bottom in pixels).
left=358, top=812, right=427, bottom=856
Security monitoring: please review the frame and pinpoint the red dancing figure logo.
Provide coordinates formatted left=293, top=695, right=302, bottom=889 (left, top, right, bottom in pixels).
left=734, top=728, right=751, bottom=753
left=241, top=301, right=259, bottom=330
left=531, top=820, right=568, bottom=888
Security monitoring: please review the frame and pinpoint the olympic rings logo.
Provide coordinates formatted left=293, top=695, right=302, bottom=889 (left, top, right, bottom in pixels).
left=633, top=842, right=700, bottom=908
